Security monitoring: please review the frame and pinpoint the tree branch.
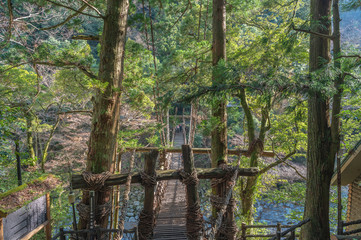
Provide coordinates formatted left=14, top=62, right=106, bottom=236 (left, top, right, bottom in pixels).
left=44, top=0, right=102, bottom=18
left=58, top=110, right=93, bottom=115
left=71, top=34, right=100, bottom=41
left=258, top=150, right=296, bottom=175
left=41, top=4, right=88, bottom=30
left=34, top=61, right=98, bottom=79
left=292, top=24, right=334, bottom=40
left=283, top=161, right=306, bottom=180
left=342, top=72, right=359, bottom=80
left=168, top=1, right=190, bottom=32
left=339, top=55, right=361, bottom=59
left=79, top=0, right=105, bottom=18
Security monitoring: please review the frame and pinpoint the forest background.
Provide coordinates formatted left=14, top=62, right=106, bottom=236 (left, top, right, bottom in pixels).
left=0, top=0, right=360, bottom=239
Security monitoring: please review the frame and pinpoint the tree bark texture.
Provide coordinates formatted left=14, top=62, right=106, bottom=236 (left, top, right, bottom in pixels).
left=211, top=2, right=230, bottom=235
left=238, top=88, right=268, bottom=224
left=80, top=0, right=129, bottom=230
left=25, top=112, right=36, bottom=161
left=188, top=100, right=199, bottom=147
left=211, top=0, right=227, bottom=167
left=302, top=0, right=333, bottom=239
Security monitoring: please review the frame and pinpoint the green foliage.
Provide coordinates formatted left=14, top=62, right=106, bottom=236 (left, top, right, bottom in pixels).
left=53, top=68, right=94, bottom=105
left=268, top=99, right=308, bottom=154
left=0, top=66, right=39, bottom=102
left=35, top=37, right=95, bottom=66
left=0, top=169, right=44, bottom=193
left=262, top=182, right=348, bottom=233
left=123, top=40, right=156, bottom=117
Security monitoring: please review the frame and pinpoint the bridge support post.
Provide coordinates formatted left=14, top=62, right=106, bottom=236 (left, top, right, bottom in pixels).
left=138, top=150, right=158, bottom=240
left=182, top=145, right=203, bottom=240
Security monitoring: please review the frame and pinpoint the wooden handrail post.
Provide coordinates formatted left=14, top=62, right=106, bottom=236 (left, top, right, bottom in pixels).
left=338, top=220, right=344, bottom=235
left=59, top=228, right=65, bottom=240
left=0, top=218, right=4, bottom=240
left=276, top=223, right=281, bottom=240
left=241, top=222, right=246, bottom=240
left=290, top=230, right=295, bottom=240
left=45, top=193, right=52, bottom=240
left=182, top=145, right=203, bottom=240
left=138, top=150, right=158, bottom=240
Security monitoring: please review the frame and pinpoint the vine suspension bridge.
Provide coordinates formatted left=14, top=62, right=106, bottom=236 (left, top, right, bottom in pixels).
left=53, top=132, right=310, bottom=240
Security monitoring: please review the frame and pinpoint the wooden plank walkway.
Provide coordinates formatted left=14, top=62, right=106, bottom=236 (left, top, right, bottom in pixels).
left=153, top=133, right=187, bottom=240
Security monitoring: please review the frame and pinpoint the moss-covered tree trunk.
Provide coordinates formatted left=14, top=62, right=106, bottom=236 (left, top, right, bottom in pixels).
left=80, top=0, right=129, bottom=230
left=238, top=88, right=268, bottom=224
left=24, top=111, right=36, bottom=162
left=301, top=0, right=333, bottom=239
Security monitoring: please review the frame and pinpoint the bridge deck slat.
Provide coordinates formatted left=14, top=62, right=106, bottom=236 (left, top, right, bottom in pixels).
left=153, top=134, right=187, bottom=240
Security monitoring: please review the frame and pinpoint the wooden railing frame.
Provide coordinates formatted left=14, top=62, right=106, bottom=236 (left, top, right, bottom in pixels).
left=238, top=219, right=310, bottom=240
left=338, top=219, right=361, bottom=236
left=71, top=167, right=259, bottom=189
left=0, top=193, right=52, bottom=240
left=51, top=227, right=138, bottom=240
left=125, top=147, right=275, bottom=157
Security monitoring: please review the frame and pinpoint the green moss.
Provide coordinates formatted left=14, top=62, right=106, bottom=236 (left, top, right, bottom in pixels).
left=0, top=174, right=58, bottom=217
left=0, top=174, right=50, bottom=200
left=0, top=182, right=28, bottom=199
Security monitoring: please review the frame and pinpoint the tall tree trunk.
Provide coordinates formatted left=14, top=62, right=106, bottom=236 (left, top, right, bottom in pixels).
left=211, top=1, right=232, bottom=239
left=166, top=108, right=170, bottom=145
left=211, top=0, right=227, bottom=168
left=238, top=88, right=268, bottom=224
left=182, top=110, right=187, bottom=144
left=25, top=111, right=36, bottom=162
left=188, top=100, right=198, bottom=147
left=331, top=0, right=342, bottom=156
left=302, top=0, right=333, bottom=239
left=80, top=0, right=129, bottom=230
left=41, top=116, right=60, bottom=173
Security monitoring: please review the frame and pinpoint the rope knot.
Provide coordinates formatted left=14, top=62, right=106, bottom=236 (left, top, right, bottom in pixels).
left=82, top=171, right=111, bottom=191
left=140, top=171, right=157, bottom=187
left=179, top=170, right=199, bottom=185
left=211, top=165, right=237, bottom=188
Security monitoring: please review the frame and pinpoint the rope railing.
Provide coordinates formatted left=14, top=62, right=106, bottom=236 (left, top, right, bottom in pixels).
left=207, top=164, right=239, bottom=240
left=115, top=150, right=136, bottom=240
left=154, top=151, right=171, bottom=217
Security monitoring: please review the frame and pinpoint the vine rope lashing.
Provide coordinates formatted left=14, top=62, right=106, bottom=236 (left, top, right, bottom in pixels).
left=140, top=170, right=157, bottom=187
left=77, top=171, right=112, bottom=226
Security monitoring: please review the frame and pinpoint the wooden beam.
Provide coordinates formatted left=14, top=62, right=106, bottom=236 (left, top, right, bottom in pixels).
left=170, top=115, right=191, bottom=118
left=71, top=167, right=259, bottom=189
left=20, top=220, right=50, bottom=240
left=71, top=35, right=100, bottom=41
left=125, top=147, right=275, bottom=157
left=331, top=236, right=361, bottom=240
